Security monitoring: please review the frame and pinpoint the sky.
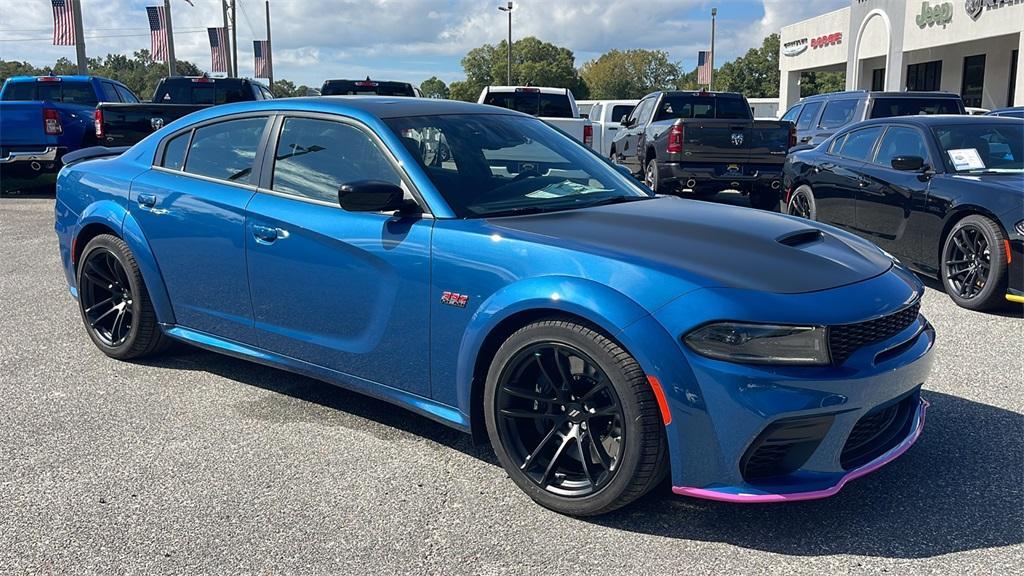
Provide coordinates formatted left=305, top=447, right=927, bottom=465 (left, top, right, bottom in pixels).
left=0, top=0, right=849, bottom=88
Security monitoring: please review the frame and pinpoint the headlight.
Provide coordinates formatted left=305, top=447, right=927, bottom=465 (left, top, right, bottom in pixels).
left=684, top=322, right=829, bottom=366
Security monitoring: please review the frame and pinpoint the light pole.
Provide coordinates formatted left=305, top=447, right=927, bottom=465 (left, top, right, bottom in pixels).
left=710, top=7, right=717, bottom=91
left=498, top=1, right=513, bottom=85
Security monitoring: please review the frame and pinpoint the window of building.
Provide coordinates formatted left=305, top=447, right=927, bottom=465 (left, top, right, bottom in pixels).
left=961, top=54, right=986, bottom=108
left=1009, top=50, right=1018, bottom=107
left=906, top=60, right=942, bottom=92
left=871, top=68, right=885, bottom=92
left=272, top=117, right=403, bottom=204
left=183, top=117, right=267, bottom=184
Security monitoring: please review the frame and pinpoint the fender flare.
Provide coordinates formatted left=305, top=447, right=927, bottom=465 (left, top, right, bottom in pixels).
left=75, top=201, right=175, bottom=325
left=454, top=275, right=652, bottom=419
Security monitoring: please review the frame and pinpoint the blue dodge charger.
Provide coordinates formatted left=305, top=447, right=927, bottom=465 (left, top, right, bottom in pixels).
left=55, top=97, right=934, bottom=515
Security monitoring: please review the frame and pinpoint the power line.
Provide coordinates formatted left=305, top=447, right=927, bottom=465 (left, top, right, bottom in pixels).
left=236, top=0, right=260, bottom=38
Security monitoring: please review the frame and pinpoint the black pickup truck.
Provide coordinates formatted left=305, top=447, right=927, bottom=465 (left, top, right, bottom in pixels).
left=95, top=76, right=273, bottom=147
left=610, top=90, right=795, bottom=210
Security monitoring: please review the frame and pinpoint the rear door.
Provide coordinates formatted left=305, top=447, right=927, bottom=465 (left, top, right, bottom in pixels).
left=811, top=125, right=884, bottom=228
left=244, top=114, right=432, bottom=396
left=130, top=114, right=270, bottom=343
left=855, top=125, right=933, bottom=255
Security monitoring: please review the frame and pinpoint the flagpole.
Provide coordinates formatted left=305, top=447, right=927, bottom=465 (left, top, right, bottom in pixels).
left=230, top=0, right=238, bottom=77
left=265, top=1, right=273, bottom=86
left=71, top=0, right=87, bottom=74
left=164, top=0, right=177, bottom=76
left=221, top=0, right=232, bottom=75
left=709, top=7, right=716, bottom=91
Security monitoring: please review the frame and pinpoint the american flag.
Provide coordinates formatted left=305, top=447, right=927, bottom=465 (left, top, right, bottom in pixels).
left=697, top=50, right=712, bottom=86
left=253, top=40, right=271, bottom=79
left=208, top=27, right=228, bottom=73
left=51, top=0, right=76, bottom=46
left=147, top=6, right=168, bottom=62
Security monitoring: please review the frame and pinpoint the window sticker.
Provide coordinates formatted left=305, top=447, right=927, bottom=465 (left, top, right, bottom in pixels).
left=947, top=148, right=985, bottom=171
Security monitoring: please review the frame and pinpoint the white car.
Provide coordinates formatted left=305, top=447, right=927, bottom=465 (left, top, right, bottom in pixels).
left=584, top=99, right=638, bottom=157
left=478, top=86, right=593, bottom=148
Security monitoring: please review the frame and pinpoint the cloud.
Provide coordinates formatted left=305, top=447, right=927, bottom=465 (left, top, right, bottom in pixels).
left=0, top=0, right=851, bottom=86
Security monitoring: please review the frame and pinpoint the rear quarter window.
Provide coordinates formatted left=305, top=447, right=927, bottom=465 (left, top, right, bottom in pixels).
left=160, top=131, right=191, bottom=170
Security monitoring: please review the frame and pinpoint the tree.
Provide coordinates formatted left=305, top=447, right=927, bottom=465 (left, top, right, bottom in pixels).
left=712, top=33, right=780, bottom=97
left=270, top=79, right=315, bottom=98
left=581, top=49, right=681, bottom=99
left=419, top=76, right=449, bottom=99
left=449, top=36, right=587, bottom=101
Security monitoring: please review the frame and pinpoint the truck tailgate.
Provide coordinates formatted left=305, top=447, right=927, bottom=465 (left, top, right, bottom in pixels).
left=746, top=120, right=792, bottom=163
left=0, top=102, right=52, bottom=148
left=99, top=103, right=207, bottom=146
left=673, top=119, right=752, bottom=164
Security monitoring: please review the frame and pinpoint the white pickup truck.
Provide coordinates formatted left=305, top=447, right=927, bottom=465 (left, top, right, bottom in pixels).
left=478, top=86, right=593, bottom=149
left=584, top=99, right=638, bottom=158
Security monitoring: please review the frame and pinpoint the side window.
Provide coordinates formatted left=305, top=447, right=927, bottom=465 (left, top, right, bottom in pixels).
left=272, top=117, right=403, bottom=204
left=781, top=105, right=802, bottom=122
left=874, top=126, right=930, bottom=168
left=796, top=101, right=823, bottom=131
left=611, top=105, right=634, bottom=123
left=818, top=99, right=858, bottom=129
left=184, top=117, right=267, bottom=183
left=838, top=127, right=884, bottom=161
left=637, top=98, right=656, bottom=124
left=828, top=133, right=848, bottom=155
left=114, top=85, right=139, bottom=103
left=160, top=131, right=191, bottom=170
left=100, top=82, right=120, bottom=102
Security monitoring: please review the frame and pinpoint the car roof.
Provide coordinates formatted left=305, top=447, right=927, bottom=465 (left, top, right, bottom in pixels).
left=847, top=115, right=1021, bottom=128
left=801, top=90, right=962, bottom=101
left=179, top=96, right=528, bottom=122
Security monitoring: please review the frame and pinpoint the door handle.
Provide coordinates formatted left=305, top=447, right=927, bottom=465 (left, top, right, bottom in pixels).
left=137, top=193, right=157, bottom=208
left=252, top=224, right=281, bottom=244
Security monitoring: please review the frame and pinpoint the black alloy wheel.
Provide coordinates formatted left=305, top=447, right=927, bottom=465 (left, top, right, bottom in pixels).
left=495, top=342, right=625, bottom=498
left=77, top=234, right=168, bottom=359
left=941, top=215, right=1009, bottom=311
left=80, top=248, right=135, bottom=347
left=786, top=184, right=816, bottom=220
left=484, top=320, right=668, bottom=516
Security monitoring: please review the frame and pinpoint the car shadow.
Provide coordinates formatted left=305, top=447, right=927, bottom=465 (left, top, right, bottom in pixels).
left=139, top=347, right=1022, bottom=559
left=920, top=275, right=1023, bottom=318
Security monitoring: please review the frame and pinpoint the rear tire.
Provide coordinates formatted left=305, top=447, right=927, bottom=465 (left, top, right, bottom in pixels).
left=940, top=215, right=1009, bottom=311
left=76, top=234, right=168, bottom=360
left=644, top=158, right=667, bottom=194
left=484, top=319, right=668, bottom=516
left=786, top=184, right=817, bottom=220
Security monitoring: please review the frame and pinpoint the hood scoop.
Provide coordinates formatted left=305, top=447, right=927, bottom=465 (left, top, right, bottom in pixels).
left=777, top=229, right=824, bottom=247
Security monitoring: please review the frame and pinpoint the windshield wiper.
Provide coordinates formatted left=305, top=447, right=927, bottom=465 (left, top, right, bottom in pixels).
left=479, top=206, right=553, bottom=218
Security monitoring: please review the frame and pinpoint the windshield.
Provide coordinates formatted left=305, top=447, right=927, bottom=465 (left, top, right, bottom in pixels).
left=481, top=92, right=574, bottom=118
left=654, top=95, right=751, bottom=121
left=384, top=114, right=652, bottom=218
left=869, top=97, right=963, bottom=118
left=1, top=81, right=97, bottom=104
left=932, top=123, right=1024, bottom=173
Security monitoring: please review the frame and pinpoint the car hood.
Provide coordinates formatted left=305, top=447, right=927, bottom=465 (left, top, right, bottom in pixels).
left=490, top=196, right=893, bottom=294
left=950, top=172, right=1024, bottom=195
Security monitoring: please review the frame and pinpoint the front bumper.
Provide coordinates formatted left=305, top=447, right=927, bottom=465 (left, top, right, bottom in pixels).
left=660, top=161, right=785, bottom=193
left=619, top=266, right=935, bottom=503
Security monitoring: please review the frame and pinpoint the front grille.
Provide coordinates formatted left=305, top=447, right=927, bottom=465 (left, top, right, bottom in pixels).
left=840, top=394, right=917, bottom=469
left=828, top=301, right=920, bottom=365
left=740, top=414, right=834, bottom=481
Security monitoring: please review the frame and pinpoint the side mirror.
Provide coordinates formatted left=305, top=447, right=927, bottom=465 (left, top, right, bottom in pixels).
left=338, top=180, right=410, bottom=212
left=891, top=155, right=925, bottom=172
left=579, top=113, right=589, bottom=119
left=620, top=117, right=633, bottom=128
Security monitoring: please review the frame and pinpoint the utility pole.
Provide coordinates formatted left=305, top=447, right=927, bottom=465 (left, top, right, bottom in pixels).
left=164, top=0, right=177, bottom=77
left=265, top=1, right=274, bottom=85
left=230, top=0, right=238, bottom=77
left=71, top=0, right=87, bottom=74
left=221, top=0, right=232, bottom=75
left=710, top=7, right=717, bottom=91
left=498, top=1, right=513, bottom=85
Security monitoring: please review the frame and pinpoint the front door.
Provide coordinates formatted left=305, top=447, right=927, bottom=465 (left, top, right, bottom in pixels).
left=130, top=115, right=270, bottom=343
left=245, top=115, right=432, bottom=396
left=855, top=125, right=933, bottom=255
left=814, top=126, right=884, bottom=229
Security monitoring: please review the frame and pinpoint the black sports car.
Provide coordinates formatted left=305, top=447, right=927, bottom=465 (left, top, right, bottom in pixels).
left=783, top=115, right=1023, bottom=311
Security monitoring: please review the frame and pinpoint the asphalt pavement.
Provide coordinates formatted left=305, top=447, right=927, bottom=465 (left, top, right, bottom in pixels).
left=1, top=195, right=1021, bottom=575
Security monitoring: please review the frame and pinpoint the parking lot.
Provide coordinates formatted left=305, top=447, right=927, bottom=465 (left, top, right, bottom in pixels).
left=1, top=195, right=1021, bottom=575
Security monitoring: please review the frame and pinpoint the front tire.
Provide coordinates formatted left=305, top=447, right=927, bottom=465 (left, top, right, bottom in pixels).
left=484, top=319, right=668, bottom=516
left=940, top=215, right=1009, bottom=311
left=77, top=234, right=168, bottom=359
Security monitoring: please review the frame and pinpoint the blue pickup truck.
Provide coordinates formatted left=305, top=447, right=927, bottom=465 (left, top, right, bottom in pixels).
left=0, top=75, right=138, bottom=186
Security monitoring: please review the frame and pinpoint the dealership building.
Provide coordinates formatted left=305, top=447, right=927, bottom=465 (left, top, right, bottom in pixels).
left=779, top=0, right=1024, bottom=112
